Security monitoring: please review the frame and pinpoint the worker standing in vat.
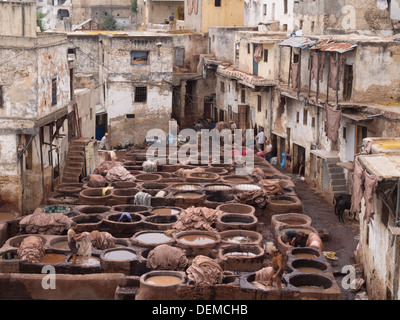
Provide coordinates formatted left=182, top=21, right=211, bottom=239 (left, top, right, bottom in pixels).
left=67, top=222, right=86, bottom=264
left=271, top=248, right=283, bottom=290
left=282, top=230, right=307, bottom=247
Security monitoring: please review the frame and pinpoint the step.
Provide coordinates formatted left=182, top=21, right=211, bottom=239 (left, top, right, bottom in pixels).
left=330, top=173, right=345, bottom=180
left=331, top=179, right=347, bottom=186
left=326, top=157, right=341, bottom=164
left=114, top=286, right=139, bottom=300
left=328, top=167, right=344, bottom=174
left=332, top=185, right=348, bottom=192
left=61, top=177, right=80, bottom=184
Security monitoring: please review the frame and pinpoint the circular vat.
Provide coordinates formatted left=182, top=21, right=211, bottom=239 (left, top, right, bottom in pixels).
left=110, top=181, right=137, bottom=189
left=0, top=249, right=19, bottom=260
left=5, top=235, right=47, bottom=248
left=216, top=203, right=256, bottom=216
left=143, top=215, right=178, bottom=230
left=131, top=230, right=174, bottom=248
left=278, top=225, right=318, bottom=237
left=111, top=188, right=140, bottom=204
left=103, top=212, right=144, bottom=236
left=55, top=183, right=83, bottom=195
left=205, top=184, right=234, bottom=201
left=174, top=230, right=220, bottom=255
left=0, top=211, right=17, bottom=222
left=289, top=247, right=321, bottom=259
left=142, top=182, right=168, bottom=191
left=40, top=249, right=68, bottom=265
left=271, top=213, right=312, bottom=230
left=287, top=274, right=333, bottom=291
left=186, top=172, right=220, bottom=183
left=79, top=188, right=112, bottom=205
left=42, top=204, right=74, bottom=215
left=216, top=213, right=258, bottom=231
left=234, top=184, right=262, bottom=192
left=150, top=206, right=182, bottom=216
left=267, top=195, right=302, bottom=214
left=204, top=167, right=229, bottom=175
left=289, top=259, right=328, bottom=274
left=221, top=175, right=253, bottom=184
left=49, top=236, right=69, bottom=251
left=135, top=173, right=162, bottom=182
left=76, top=205, right=111, bottom=215
left=71, top=214, right=103, bottom=232
left=170, top=183, right=203, bottom=191
left=111, top=205, right=150, bottom=215
left=137, top=270, right=186, bottom=300
left=218, top=244, right=265, bottom=272
left=47, top=193, right=79, bottom=205
left=220, top=230, right=263, bottom=246
left=100, top=248, right=140, bottom=275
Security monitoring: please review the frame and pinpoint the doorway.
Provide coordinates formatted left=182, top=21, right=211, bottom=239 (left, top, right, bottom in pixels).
left=343, top=64, right=353, bottom=101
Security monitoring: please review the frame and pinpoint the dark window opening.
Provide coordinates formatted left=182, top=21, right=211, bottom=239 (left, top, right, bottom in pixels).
left=257, top=95, right=262, bottom=112
left=263, top=49, right=269, bottom=62
left=303, top=109, right=308, bottom=125
left=131, top=51, right=149, bottom=65
left=135, top=87, right=147, bottom=102
left=51, top=78, right=57, bottom=106
left=126, top=114, right=135, bottom=119
left=241, top=89, right=246, bottom=103
left=215, top=0, right=221, bottom=7
left=0, top=86, right=3, bottom=108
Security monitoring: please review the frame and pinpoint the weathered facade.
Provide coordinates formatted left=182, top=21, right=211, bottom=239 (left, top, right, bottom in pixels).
left=99, top=32, right=174, bottom=146
left=0, top=2, right=72, bottom=214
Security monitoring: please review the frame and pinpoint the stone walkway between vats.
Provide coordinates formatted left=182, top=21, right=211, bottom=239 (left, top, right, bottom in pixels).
left=273, top=165, right=360, bottom=300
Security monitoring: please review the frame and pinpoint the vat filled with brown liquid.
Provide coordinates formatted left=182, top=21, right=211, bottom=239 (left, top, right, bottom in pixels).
left=177, top=234, right=217, bottom=245
left=41, top=253, right=67, bottom=264
left=0, top=212, right=16, bottom=221
left=145, top=275, right=182, bottom=285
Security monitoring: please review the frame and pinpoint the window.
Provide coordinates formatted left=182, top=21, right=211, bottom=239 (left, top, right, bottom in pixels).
left=0, top=86, right=3, bottom=108
left=296, top=111, right=300, bottom=123
left=284, top=0, right=288, bottom=14
left=220, top=82, right=225, bottom=93
left=311, top=117, right=315, bottom=128
left=303, top=109, right=308, bottom=125
left=215, top=0, right=221, bottom=7
left=343, top=127, right=346, bottom=140
left=263, top=49, right=269, bottom=63
left=135, top=86, right=147, bottom=102
left=174, top=47, right=184, bottom=67
left=247, top=43, right=250, bottom=54
left=257, top=95, right=262, bottom=112
left=51, top=78, right=57, bottom=106
left=131, top=51, right=149, bottom=65
left=241, top=89, right=246, bottom=103
left=263, top=4, right=267, bottom=15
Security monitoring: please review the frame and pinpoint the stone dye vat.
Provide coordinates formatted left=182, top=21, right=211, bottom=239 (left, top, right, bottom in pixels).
left=220, top=230, right=263, bottom=246
left=47, top=194, right=79, bottom=205
left=266, top=195, right=302, bottom=214
left=135, top=174, right=163, bottom=182
left=0, top=211, right=17, bottom=222
left=130, top=230, right=174, bottom=248
left=216, top=203, right=256, bottom=216
left=169, top=191, right=206, bottom=209
left=170, top=183, right=203, bottom=192
left=174, top=230, right=220, bottom=256
left=218, top=244, right=265, bottom=272
left=288, top=258, right=331, bottom=275
left=221, top=175, right=253, bottom=184
left=205, top=184, right=234, bottom=202
left=100, top=248, right=142, bottom=275
left=71, top=214, right=104, bottom=233
left=5, top=235, right=47, bottom=249
left=271, top=213, right=312, bottom=237
left=276, top=225, right=318, bottom=255
left=150, top=206, right=182, bottom=216
left=111, top=188, right=140, bottom=204
left=143, top=215, right=178, bottom=230
left=288, top=247, right=321, bottom=259
left=76, top=205, right=111, bottom=215
left=136, top=270, right=186, bottom=300
left=103, top=212, right=144, bottom=237
left=49, top=236, right=70, bottom=251
left=186, top=172, right=220, bottom=183
left=55, top=183, right=83, bottom=195
left=110, top=181, right=137, bottom=189
left=216, top=213, right=258, bottom=231
left=79, top=188, right=112, bottom=205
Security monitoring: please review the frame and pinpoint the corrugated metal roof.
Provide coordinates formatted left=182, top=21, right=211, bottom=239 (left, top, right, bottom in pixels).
left=311, top=41, right=357, bottom=53
left=279, top=37, right=317, bottom=48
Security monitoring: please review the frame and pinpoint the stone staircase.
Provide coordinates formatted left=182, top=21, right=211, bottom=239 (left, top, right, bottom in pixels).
left=114, top=276, right=140, bottom=300
left=61, top=139, right=86, bottom=184
left=327, top=159, right=348, bottom=196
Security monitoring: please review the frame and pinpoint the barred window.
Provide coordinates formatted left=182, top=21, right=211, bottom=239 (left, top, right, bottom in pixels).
left=135, top=86, right=147, bottom=102
left=0, top=86, right=3, bottom=108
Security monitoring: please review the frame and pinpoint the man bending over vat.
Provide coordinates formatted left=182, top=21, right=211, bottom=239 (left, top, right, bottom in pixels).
left=68, top=222, right=86, bottom=264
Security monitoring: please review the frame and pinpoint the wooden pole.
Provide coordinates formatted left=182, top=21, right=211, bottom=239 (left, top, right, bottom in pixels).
left=336, top=52, right=340, bottom=107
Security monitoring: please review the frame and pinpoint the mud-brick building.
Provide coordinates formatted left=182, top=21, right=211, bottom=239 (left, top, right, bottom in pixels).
left=353, top=137, right=400, bottom=300
left=0, top=2, right=75, bottom=214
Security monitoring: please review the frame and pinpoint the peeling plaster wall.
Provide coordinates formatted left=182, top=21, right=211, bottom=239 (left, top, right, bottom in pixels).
left=101, top=34, right=174, bottom=146
left=294, top=0, right=393, bottom=35
left=0, top=1, right=37, bottom=38
left=146, top=0, right=184, bottom=24
left=245, top=0, right=295, bottom=32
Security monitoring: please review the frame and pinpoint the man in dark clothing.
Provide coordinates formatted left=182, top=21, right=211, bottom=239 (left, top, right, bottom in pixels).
left=194, top=121, right=203, bottom=132
left=282, top=230, right=307, bottom=247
